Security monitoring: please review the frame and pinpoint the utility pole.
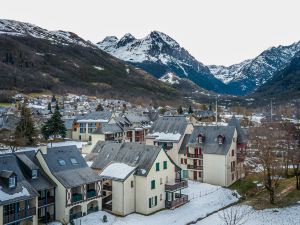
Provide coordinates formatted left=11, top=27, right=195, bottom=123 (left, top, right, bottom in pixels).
left=215, top=97, right=218, bottom=125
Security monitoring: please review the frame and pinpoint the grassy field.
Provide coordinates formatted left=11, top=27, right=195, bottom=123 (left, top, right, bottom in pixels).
left=230, top=173, right=300, bottom=210
left=0, top=102, right=13, bottom=107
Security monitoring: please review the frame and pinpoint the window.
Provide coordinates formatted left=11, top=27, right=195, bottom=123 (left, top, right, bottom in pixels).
left=184, top=159, right=187, bottom=164
left=88, top=123, right=97, bottom=133
left=79, top=123, right=86, bottom=133
left=79, top=135, right=81, bottom=140
left=232, top=173, right=235, bottom=181
left=181, top=158, right=184, bottom=164
left=89, top=136, right=92, bottom=142
left=148, top=196, right=157, bottom=208
left=198, top=171, right=202, bottom=178
left=160, top=178, right=163, bottom=185
left=163, top=161, right=167, bottom=169
left=231, top=149, right=235, bottom=157
left=32, top=170, right=38, bottom=179
left=151, top=180, right=155, bottom=189
left=156, top=162, right=160, bottom=171
left=58, top=159, right=66, bottom=166
left=131, top=180, right=134, bottom=188
left=160, top=194, right=163, bottom=201
left=9, top=177, right=16, bottom=188
left=70, top=158, right=78, bottom=165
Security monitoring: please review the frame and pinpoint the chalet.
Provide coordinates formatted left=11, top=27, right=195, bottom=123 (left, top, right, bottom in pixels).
left=179, top=121, right=245, bottom=187
left=87, top=142, right=188, bottom=216
left=72, top=111, right=112, bottom=141
left=146, top=116, right=193, bottom=166
left=35, top=145, right=102, bottom=223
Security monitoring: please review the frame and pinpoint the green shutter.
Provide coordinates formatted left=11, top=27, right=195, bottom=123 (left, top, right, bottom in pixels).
left=156, top=162, right=160, bottom=171
left=163, top=161, right=167, bottom=169
left=149, top=198, right=151, bottom=208
left=155, top=196, right=157, bottom=206
left=151, top=180, right=155, bottom=189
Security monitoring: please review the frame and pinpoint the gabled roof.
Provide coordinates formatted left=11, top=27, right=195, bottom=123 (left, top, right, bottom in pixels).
left=16, top=151, right=56, bottom=191
left=93, top=123, right=123, bottom=134
left=228, top=115, right=246, bottom=144
left=188, top=126, right=236, bottom=155
left=90, top=142, right=162, bottom=177
left=40, top=145, right=101, bottom=188
left=100, top=162, right=136, bottom=181
left=0, top=154, right=38, bottom=205
left=124, top=113, right=150, bottom=124
left=76, top=111, right=112, bottom=122
left=147, top=116, right=188, bottom=142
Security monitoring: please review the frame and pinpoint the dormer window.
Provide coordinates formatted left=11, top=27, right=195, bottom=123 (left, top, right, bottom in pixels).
left=58, top=159, right=66, bottom=166
left=9, top=177, right=16, bottom=188
left=218, top=135, right=225, bottom=144
left=32, top=170, right=38, bottom=179
left=198, top=134, right=205, bottom=143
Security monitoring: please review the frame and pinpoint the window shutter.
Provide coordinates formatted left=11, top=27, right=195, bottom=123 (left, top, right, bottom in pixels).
left=156, top=162, right=160, bottom=171
left=149, top=198, right=151, bottom=208
left=155, top=196, right=157, bottom=206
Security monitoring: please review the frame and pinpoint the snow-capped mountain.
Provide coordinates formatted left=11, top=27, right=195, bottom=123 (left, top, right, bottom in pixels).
left=0, top=19, right=95, bottom=48
left=208, top=41, right=300, bottom=95
left=97, top=31, right=228, bottom=93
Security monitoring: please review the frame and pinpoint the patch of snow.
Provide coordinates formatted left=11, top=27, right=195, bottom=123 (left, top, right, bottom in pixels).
left=149, top=132, right=182, bottom=141
left=0, top=186, right=30, bottom=201
left=159, top=72, right=181, bottom=85
left=100, top=163, right=136, bottom=180
left=94, top=66, right=104, bottom=71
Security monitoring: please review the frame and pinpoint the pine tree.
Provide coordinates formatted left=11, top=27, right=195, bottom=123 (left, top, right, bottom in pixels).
left=177, top=106, right=183, bottom=115
left=41, top=108, right=66, bottom=140
left=188, top=106, right=194, bottom=114
left=15, top=104, right=36, bottom=146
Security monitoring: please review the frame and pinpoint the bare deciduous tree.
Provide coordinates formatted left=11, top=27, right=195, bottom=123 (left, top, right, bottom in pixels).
left=249, top=123, right=285, bottom=204
left=218, top=206, right=253, bottom=225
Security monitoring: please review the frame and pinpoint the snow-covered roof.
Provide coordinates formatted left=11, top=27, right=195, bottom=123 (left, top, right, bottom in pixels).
left=100, top=162, right=136, bottom=181
left=0, top=186, right=30, bottom=202
left=149, top=132, right=182, bottom=142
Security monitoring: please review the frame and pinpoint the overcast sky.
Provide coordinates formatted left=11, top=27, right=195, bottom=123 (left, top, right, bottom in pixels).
left=1, top=0, right=300, bottom=66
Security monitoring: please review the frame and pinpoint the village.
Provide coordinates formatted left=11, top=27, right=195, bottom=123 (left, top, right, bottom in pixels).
left=0, top=93, right=299, bottom=225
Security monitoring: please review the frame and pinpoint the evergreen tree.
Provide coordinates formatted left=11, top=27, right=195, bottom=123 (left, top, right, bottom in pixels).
left=41, top=108, right=66, bottom=140
left=15, top=104, right=36, bottom=146
left=188, top=106, right=194, bottom=114
left=55, top=103, right=59, bottom=111
left=47, top=102, right=51, bottom=111
left=177, top=106, right=183, bottom=115
left=96, top=103, right=104, bottom=111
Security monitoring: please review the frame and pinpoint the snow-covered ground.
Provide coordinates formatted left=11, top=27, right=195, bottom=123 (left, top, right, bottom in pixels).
left=196, top=204, right=300, bottom=225
left=72, top=181, right=239, bottom=225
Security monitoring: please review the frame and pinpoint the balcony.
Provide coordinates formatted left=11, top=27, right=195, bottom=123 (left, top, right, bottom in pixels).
left=72, top=193, right=83, bottom=203
left=103, top=184, right=112, bottom=191
left=165, top=180, right=188, bottom=192
left=187, top=165, right=203, bottom=170
left=187, top=153, right=202, bottom=159
left=3, top=207, right=36, bottom=224
left=38, top=196, right=55, bottom=207
left=87, top=189, right=96, bottom=199
left=165, top=194, right=188, bottom=209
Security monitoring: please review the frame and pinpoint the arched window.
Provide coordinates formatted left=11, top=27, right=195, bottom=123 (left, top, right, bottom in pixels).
left=217, top=134, right=225, bottom=144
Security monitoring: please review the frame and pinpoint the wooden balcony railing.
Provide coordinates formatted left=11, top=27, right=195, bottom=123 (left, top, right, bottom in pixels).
left=165, top=180, right=188, bottom=192
left=72, top=193, right=83, bottom=203
left=38, top=196, right=55, bottom=207
left=187, top=153, right=203, bottom=159
left=103, top=184, right=112, bottom=191
left=3, top=207, right=36, bottom=224
left=87, top=189, right=96, bottom=199
left=165, top=194, right=188, bottom=209
left=187, top=165, right=203, bottom=170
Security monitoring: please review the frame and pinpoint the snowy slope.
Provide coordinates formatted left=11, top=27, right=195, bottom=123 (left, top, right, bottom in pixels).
left=97, top=31, right=228, bottom=93
left=208, top=41, right=300, bottom=94
left=159, top=72, right=181, bottom=85
left=0, top=19, right=95, bottom=48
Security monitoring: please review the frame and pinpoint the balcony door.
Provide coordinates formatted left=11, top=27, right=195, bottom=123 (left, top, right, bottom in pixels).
left=193, top=171, right=197, bottom=180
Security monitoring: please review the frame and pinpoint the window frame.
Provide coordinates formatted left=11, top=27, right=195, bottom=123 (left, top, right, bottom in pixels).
left=32, top=169, right=38, bottom=179
left=9, top=177, right=16, bottom=188
left=58, top=159, right=66, bottom=166
left=151, top=180, right=156, bottom=189
left=163, top=161, right=167, bottom=169
left=155, top=162, right=160, bottom=171
left=70, top=157, right=79, bottom=165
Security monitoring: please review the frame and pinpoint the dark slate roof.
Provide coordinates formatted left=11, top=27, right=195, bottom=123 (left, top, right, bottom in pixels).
left=16, top=151, right=56, bottom=191
left=188, top=126, right=236, bottom=155
left=76, top=111, right=112, bottom=121
left=149, top=116, right=188, bottom=136
left=40, top=145, right=101, bottom=188
left=0, top=170, right=15, bottom=178
left=93, top=123, right=123, bottom=134
left=178, top=134, right=191, bottom=154
left=63, top=118, right=74, bottom=130
left=0, top=114, right=20, bottom=131
left=194, top=110, right=215, bottom=118
left=0, top=154, right=38, bottom=206
left=90, top=142, right=161, bottom=177
left=124, top=113, right=150, bottom=124
left=228, top=116, right=246, bottom=144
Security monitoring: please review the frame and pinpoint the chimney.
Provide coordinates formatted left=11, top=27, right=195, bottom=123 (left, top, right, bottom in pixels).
left=39, top=145, right=48, bottom=154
